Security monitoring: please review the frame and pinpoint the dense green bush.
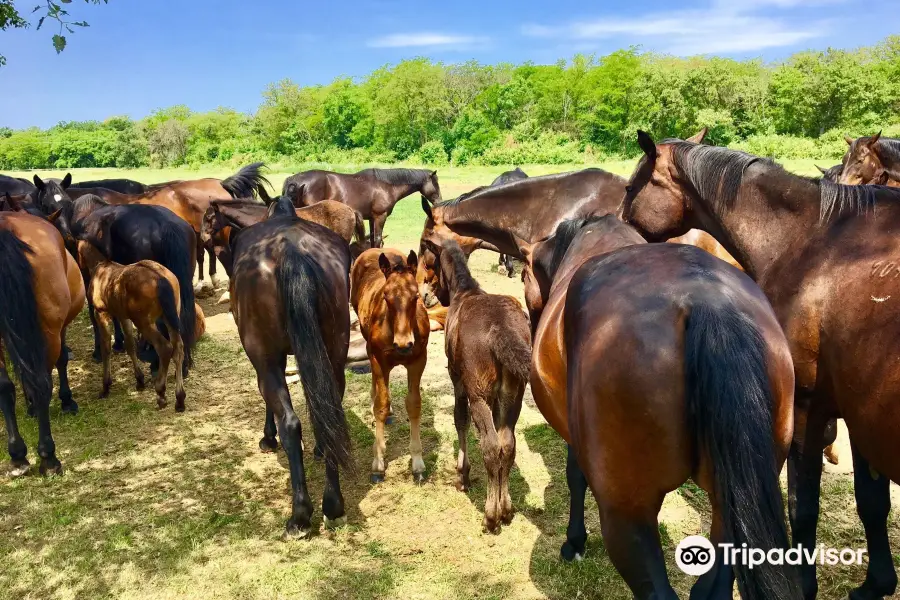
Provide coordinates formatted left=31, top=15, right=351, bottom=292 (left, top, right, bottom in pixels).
left=2, top=36, right=899, bottom=170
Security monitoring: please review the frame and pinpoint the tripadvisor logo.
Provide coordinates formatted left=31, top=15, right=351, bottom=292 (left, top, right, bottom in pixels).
left=675, top=535, right=867, bottom=576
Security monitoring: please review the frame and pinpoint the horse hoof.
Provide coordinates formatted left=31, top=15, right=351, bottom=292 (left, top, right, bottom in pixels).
left=217, top=291, right=231, bottom=305
left=26, top=404, right=35, bottom=418
left=61, top=402, right=79, bottom=415
left=259, top=437, right=278, bottom=453
left=482, top=519, right=501, bottom=535
left=157, top=399, right=168, bottom=410
left=324, top=515, right=347, bottom=530
left=282, top=523, right=313, bottom=541
left=39, top=458, right=63, bottom=477
left=560, top=541, right=585, bottom=563
left=8, top=460, right=31, bottom=478
left=849, top=581, right=895, bottom=600
left=455, top=481, right=469, bottom=493
left=347, top=363, right=371, bottom=375
left=92, top=353, right=102, bottom=364
left=412, top=472, right=426, bottom=485
left=175, top=402, right=185, bottom=413
left=500, top=511, right=515, bottom=525
left=370, top=472, right=385, bottom=484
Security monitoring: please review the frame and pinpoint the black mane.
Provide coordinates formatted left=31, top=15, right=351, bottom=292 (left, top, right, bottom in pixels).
left=355, top=168, right=433, bottom=186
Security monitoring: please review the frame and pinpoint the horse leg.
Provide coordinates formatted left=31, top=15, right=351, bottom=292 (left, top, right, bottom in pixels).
left=169, top=328, right=186, bottom=412
left=208, top=246, right=222, bottom=289
left=451, top=374, right=471, bottom=492
left=36, top=336, right=63, bottom=476
left=89, top=301, right=103, bottom=363
left=823, top=418, right=839, bottom=465
left=406, top=356, right=427, bottom=483
left=498, top=379, right=523, bottom=525
left=196, top=237, right=205, bottom=283
left=258, top=363, right=313, bottom=538
left=0, top=353, right=29, bottom=476
left=371, top=213, right=388, bottom=249
left=142, top=323, right=173, bottom=410
left=112, top=318, right=125, bottom=353
left=599, top=503, right=676, bottom=599
left=505, top=255, right=515, bottom=278
left=848, top=441, right=897, bottom=599
left=561, top=444, right=589, bottom=562
left=56, top=328, right=78, bottom=414
left=787, top=400, right=828, bottom=600
left=120, top=320, right=145, bottom=391
left=370, top=355, right=391, bottom=483
left=469, top=395, right=503, bottom=533
left=260, top=407, right=279, bottom=452
left=689, top=502, right=735, bottom=598
left=96, top=311, right=114, bottom=398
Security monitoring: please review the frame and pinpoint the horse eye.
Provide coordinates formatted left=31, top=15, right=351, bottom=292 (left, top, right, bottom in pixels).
left=625, top=185, right=633, bottom=194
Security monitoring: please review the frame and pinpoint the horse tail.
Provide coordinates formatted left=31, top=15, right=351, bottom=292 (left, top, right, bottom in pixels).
left=352, top=210, right=366, bottom=246
left=276, top=243, right=352, bottom=468
left=491, top=314, right=531, bottom=384
left=157, top=223, right=196, bottom=366
left=684, top=302, right=800, bottom=600
left=156, top=277, right=181, bottom=337
left=0, top=230, right=51, bottom=404
left=222, top=162, right=272, bottom=203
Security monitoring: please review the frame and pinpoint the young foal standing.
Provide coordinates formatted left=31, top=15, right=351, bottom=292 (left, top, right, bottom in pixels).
left=351, top=249, right=430, bottom=483
left=78, top=243, right=186, bottom=411
left=422, top=236, right=531, bottom=532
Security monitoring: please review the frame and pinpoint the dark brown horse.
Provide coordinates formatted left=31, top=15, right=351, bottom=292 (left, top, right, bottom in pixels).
left=66, top=163, right=271, bottom=289
left=79, top=243, right=186, bottom=411
left=531, top=214, right=799, bottom=599
left=201, top=199, right=366, bottom=278
left=0, top=212, right=85, bottom=475
left=421, top=235, right=530, bottom=532
left=282, top=168, right=442, bottom=248
left=840, top=132, right=900, bottom=187
left=621, top=131, right=900, bottom=599
left=230, top=214, right=352, bottom=537
left=351, top=248, right=430, bottom=483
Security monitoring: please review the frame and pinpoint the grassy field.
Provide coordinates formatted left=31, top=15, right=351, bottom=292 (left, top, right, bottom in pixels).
left=0, top=162, right=889, bottom=600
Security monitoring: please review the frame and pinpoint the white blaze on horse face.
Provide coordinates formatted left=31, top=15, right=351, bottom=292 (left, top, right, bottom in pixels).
left=54, top=194, right=62, bottom=202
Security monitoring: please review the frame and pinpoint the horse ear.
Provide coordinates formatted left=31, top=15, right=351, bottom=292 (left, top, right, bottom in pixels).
left=33, top=175, right=46, bottom=191
left=845, top=135, right=855, bottom=145
left=687, top=127, right=708, bottom=144
left=378, top=253, right=392, bottom=277
left=816, top=165, right=828, bottom=175
left=61, top=173, right=72, bottom=189
left=870, top=130, right=882, bottom=145
left=47, top=208, right=62, bottom=223
left=421, top=195, right=434, bottom=218
left=406, top=250, right=417, bottom=270
left=430, top=170, right=437, bottom=179
left=421, top=238, right=441, bottom=260
left=637, top=131, right=657, bottom=159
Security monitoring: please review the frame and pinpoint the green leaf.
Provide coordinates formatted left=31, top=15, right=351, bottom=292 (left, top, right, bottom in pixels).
left=33, top=5, right=42, bottom=12
left=52, top=34, right=67, bottom=54
left=36, top=16, right=45, bottom=30
left=61, top=0, right=72, bottom=3
left=73, top=21, right=89, bottom=27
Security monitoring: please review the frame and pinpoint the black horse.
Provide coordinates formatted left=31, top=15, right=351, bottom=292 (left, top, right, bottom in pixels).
left=490, top=168, right=529, bottom=277
left=62, top=196, right=197, bottom=372
left=0, top=174, right=36, bottom=197
left=72, top=178, right=147, bottom=195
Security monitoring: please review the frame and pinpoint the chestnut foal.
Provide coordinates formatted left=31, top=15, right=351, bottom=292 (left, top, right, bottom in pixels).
left=351, top=249, right=430, bottom=483
left=422, top=236, right=531, bottom=532
left=79, top=242, right=186, bottom=411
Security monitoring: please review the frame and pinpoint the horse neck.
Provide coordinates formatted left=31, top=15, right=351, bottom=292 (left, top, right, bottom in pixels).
left=382, top=181, right=421, bottom=205
left=440, top=247, right=481, bottom=302
left=438, top=201, right=522, bottom=254
left=691, top=167, right=821, bottom=283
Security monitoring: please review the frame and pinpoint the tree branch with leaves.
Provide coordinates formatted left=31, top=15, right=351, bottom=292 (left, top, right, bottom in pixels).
left=1, top=0, right=108, bottom=66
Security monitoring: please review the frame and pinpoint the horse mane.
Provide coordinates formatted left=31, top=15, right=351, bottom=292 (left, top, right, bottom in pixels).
left=491, top=168, right=529, bottom=186
left=439, top=237, right=482, bottom=295
left=874, top=138, right=900, bottom=177
left=356, top=168, right=432, bottom=186
left=668, top=141, right=878, bottom=224
left=548, top=215, right=610, bottom=279
left=439, top=185, right=490, bottom=207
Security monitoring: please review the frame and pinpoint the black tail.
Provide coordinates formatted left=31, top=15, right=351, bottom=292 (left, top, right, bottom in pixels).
left=157, top=277, right=182, bottom=335
left=157, top=224, right=196, bottom=367
left=222, top=162, right=272, bottom=202
left=352, top=210, right=366, bottom=246
left=0, top=230, right=51, bottom=404
left=276, top=244, right=352, bottom=468
left=685, top=303, right=801, bottom=600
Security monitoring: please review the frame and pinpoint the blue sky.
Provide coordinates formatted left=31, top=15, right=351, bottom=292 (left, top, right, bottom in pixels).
left=1, top=0, right=897, bottom=128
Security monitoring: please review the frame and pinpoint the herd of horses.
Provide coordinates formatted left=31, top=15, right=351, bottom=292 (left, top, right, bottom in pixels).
left=1, top=129, right=900, bottom=599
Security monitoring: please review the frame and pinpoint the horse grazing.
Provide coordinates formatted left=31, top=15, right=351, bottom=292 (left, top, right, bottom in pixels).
left=63, top=196, right=197, bottom=371
left=531, top=214, right=799, bottom=599
left=282, top=168, right=442, bottom=248
left=72, top=178, right=147, bottom=195
left=840, top=132, right=900, bottom=186
left=230, top=214, right=352, bottom=537
left=421, top=236, right=530, bottom=532
left=490, top=168, right=529, bottom=278
left=0, top=212, right=85, bottom=475
left=351, top=249, right=430, bottom=484
left=202, top=199, right=366, bottom=277
left=621, top=131, right=900, bottom=599
left=66, top=163, right=271, bottom=288
left=78, top=242, right=186, bottom=411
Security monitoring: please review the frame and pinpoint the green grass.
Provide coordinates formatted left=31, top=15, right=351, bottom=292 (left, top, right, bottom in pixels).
left=0, top=162, right=886, bottom=599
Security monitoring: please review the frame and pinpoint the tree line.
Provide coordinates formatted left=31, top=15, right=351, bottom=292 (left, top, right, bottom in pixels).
left=2, top=36, right=899, bottom=170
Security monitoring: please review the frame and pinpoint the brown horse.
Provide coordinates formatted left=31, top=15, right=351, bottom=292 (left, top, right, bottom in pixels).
left=78, top=242, right=186, bottom=411
left=230, top=214, right=353, bottom=537
left=531, top=214, right=799, bottom=599
left=840, top=132, right=900, bottom=187
left=667, top=229, right=742, bottom=271
left=283, top=168, right=442, bottom=248
left=351, top=248, right=430, bottom=483
left=201, top=199, right=366, bottom=277
left=66, top=163, right=271, bottom=288
left=621, top=131, right=900, bottom=599
left=421, top=235, right=530, bottom=532
left=491, top=168, right=529, bottom=277
left=0, top=212, right=85, bottom=475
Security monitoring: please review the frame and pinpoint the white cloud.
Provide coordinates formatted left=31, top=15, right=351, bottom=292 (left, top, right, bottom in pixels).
left=368, top=33, right=488, bottom=48
left=521, top=1, right=835, bottom=55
